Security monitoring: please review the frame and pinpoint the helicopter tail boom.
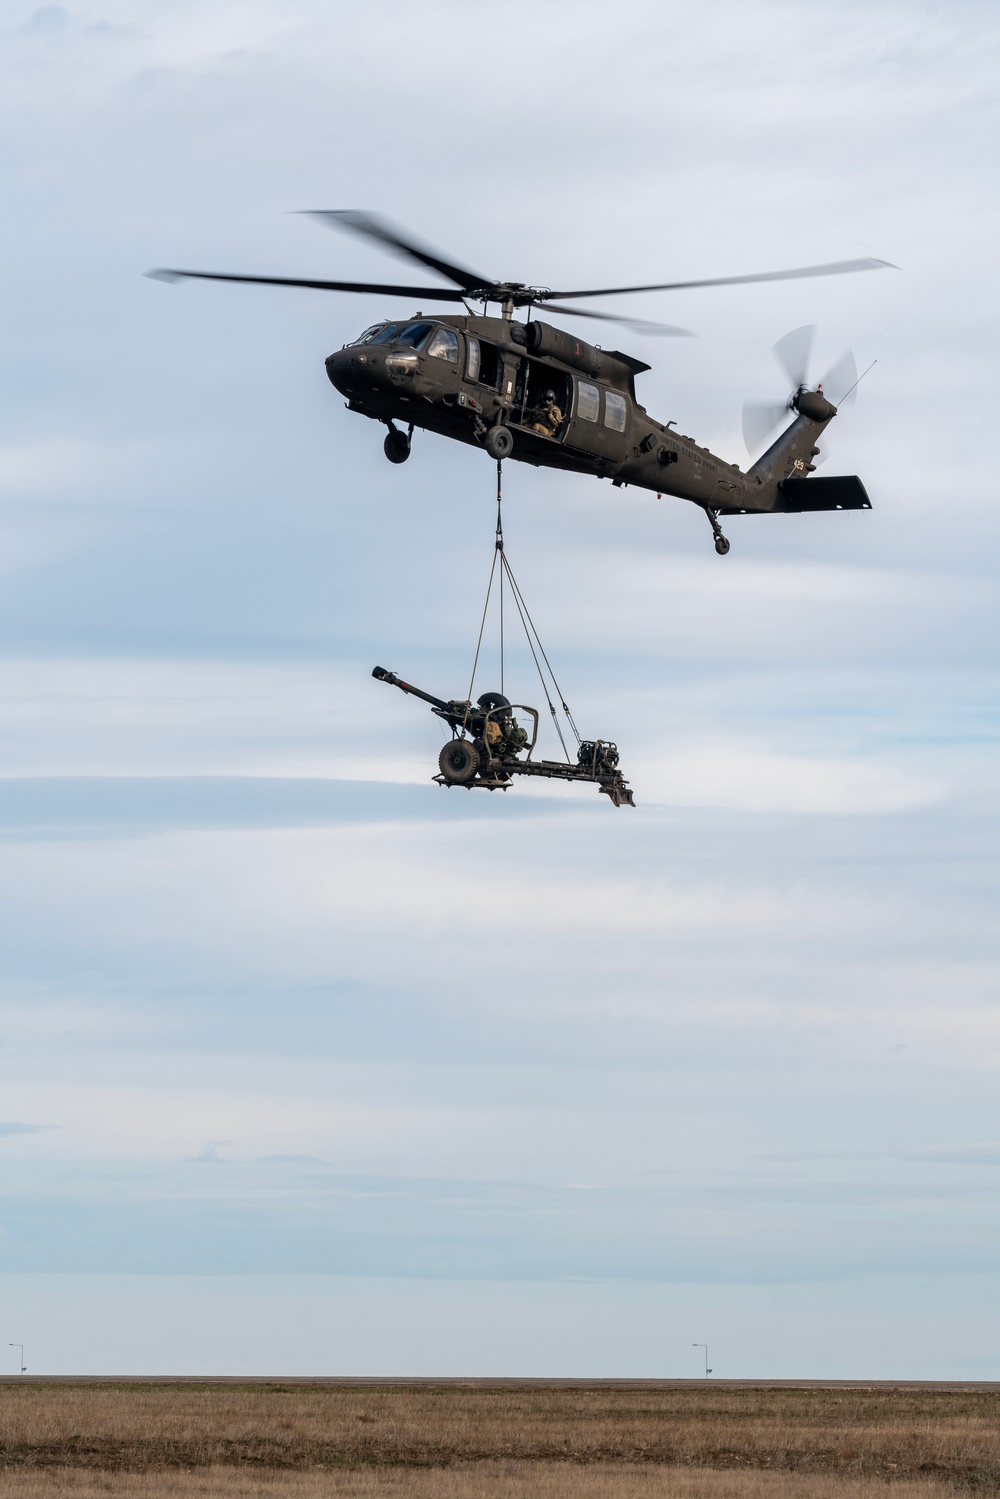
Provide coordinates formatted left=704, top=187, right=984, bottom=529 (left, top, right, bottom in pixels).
left=739, top=409, right=838, bottom=512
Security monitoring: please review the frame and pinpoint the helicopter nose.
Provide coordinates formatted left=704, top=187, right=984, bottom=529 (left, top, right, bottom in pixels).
left=325, top=350, right=349, bottom=391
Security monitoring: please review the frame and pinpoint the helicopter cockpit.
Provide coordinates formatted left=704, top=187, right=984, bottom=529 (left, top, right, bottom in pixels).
left=351, top=320, right=434, bottom=348
left=349, top=321, right=462, bottom=370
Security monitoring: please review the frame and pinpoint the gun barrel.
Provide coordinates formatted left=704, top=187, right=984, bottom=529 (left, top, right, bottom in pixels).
left=372, top=666, right=450, bottom=713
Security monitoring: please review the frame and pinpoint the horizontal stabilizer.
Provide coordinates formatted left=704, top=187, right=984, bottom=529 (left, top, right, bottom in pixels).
left=775, top=476, right=872, bottom=512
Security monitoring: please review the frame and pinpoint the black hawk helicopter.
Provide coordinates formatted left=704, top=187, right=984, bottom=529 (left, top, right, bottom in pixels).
left=153, top=212, right=892, bottom=554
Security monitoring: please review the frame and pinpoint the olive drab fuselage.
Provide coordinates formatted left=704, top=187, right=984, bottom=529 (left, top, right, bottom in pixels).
left=155, top=209, right=887, bottom=542
left=324, top=313, right=869, bottom=522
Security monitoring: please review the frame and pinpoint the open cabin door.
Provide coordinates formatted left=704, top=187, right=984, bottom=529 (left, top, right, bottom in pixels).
left=506, top=356, right=572, bottom=443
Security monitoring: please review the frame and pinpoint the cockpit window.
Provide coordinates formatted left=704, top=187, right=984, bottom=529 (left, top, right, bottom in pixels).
left=352, top=324, right=387, bottom=346
left=369, top=323, right=404, bottom=344
left=426, top=326, right=460, bottom=363
left=396, top=321, right=433, bottom=348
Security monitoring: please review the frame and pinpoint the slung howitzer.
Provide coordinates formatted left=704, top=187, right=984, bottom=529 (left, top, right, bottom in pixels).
left=372, top=666, right=635, bottom=808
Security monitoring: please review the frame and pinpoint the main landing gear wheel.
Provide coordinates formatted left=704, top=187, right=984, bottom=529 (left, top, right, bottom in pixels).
left=384, top=429, right=410, bottom=464
left=438, top=738, right=480, bottom=785
left=484, top=425, right=513, bottom=461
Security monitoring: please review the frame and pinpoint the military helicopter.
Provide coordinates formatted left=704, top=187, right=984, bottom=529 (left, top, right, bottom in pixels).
left=153, top=212, right=893, bottom=554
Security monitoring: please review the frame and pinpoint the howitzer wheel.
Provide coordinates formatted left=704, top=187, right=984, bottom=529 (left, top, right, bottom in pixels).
left=438, top=738, right=480, bottom=786
left=477, top=691, right=510, bottom=711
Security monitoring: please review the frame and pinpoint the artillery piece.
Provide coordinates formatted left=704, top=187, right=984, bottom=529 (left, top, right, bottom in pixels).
left=372, top=667, right=635, bottom=808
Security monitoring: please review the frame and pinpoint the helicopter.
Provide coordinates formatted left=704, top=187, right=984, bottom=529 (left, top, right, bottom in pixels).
left=152, top=212, right=893, bottom=555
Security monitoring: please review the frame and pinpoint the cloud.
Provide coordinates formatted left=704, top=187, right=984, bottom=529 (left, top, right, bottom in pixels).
left=18, top=6, right=69, bottom=35
left=761, top=1143, right=1000, bottom=1166
left=0, top=775, right=560, bottom=841
left=894, top=1144, right=1000, bottom=1165
left=250, top=1153, right=329, bottom=1166
left=0, top=1121, right=55, bottom=1136
left=637, top=743, right=943, bottom=814
left=184, top=1139, right=232, bottom=1163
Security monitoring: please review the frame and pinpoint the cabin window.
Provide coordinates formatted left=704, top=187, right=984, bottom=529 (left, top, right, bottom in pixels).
left=477, top=341, right=501, bottom=388
left=396, top=321, right=433, bottom=349
left=466, top=337, right=480, bottom=382
left=427, top=326, right=460, bottom=362
left=576, top=381, right=600, bottom=422
left=604, top=390, right=627, bottom=433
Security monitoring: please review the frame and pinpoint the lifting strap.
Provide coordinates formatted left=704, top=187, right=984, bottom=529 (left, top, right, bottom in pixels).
left=466, top=461, right=581, bottom=761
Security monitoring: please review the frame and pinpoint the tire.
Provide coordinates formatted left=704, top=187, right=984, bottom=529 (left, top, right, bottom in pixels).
left=438, top=738, right=480, bottom=785
left=384, top=430, right=410, bottom=464
left=714, top=535, right=731, bottom=555
left=484, top=425, right=514, bottom=461
left=477, top=691, right=510, bottom=711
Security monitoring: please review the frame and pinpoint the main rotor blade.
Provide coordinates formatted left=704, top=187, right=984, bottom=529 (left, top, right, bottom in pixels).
left=148, top=269, right=469, bottom=301
left=543, top=257, right=896, bottom=301
left=821, top=348, right=858, bottom=407
left=742, top=399, right=790, bottom=454
left=536, top=302, right=692, bottom=336
left=772, top=325, right=815, bottom=390
left=302, top=210, right=494, bottom=294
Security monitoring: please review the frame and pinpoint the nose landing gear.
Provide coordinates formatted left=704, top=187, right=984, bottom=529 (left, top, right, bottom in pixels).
left=704, top=507, right=731, bottom=555
left=383, top=421, right=413, bottom=464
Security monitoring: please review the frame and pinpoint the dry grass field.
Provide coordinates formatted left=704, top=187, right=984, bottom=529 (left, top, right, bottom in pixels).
left=0, top=1383, right=997, bottom=1497
left=0, top=1464, right=973, bottom=1499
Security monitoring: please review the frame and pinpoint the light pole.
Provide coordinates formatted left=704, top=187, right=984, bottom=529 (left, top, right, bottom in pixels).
left=693, top=1343, right=712, bottom=1377
left=9, top=1344, right=25, bottom=1374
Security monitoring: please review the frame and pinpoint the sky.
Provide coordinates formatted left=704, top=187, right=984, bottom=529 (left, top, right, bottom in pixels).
left=0, top=0, right=999, bottom=1378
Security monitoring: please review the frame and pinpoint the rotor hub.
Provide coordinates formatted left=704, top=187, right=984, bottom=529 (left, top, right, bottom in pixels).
left=793, top=387, right=837, bottom=423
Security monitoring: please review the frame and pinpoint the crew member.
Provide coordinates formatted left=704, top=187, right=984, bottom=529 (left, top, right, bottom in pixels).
left=530, top=389, right=563, bottom=437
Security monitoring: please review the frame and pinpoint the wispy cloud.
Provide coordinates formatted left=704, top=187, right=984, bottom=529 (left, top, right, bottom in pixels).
left=183, top=1140, right=232, bottom=1164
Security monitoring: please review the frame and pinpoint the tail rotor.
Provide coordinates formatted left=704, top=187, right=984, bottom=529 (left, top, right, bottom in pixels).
left=742, top=325, right=856, bottom=461
left=772, top=324, right=816, bottom=390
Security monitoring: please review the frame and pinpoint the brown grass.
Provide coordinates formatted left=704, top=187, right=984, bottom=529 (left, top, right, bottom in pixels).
left=0, top=1384, right=998, bottom=1494
left=0, top=1466, right=974, bottom=1499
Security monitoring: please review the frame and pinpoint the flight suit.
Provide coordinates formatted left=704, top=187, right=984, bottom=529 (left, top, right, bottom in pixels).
left=530, top=400, right=563, bottom=437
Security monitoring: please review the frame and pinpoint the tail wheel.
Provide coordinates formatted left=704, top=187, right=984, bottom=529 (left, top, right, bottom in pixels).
left=438, top=738, right=480, bottom=785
